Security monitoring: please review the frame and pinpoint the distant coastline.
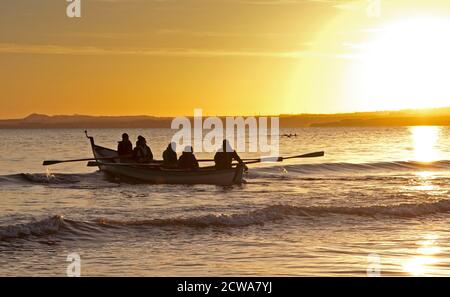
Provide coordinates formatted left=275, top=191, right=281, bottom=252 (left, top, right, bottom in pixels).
left=2, top=107, right=450, bottom=128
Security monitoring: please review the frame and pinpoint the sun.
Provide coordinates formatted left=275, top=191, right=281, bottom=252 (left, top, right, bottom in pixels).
left=352, top=17, right=450, bottom=111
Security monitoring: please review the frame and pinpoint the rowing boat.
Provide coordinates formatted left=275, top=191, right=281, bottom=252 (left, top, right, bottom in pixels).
left=86, top=134, right=245, bottom=185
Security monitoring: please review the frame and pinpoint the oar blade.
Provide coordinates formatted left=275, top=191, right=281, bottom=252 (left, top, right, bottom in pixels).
left=42, top=160, right=60, bottom=166
left=244, top=152, right=324, bottom=165
left=281, top=151, right=324, bottom=160
left=297, top=151, right=325, bottom=158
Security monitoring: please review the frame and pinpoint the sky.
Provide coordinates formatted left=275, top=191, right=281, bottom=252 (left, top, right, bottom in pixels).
left=1, top=0, right=450, bottom=118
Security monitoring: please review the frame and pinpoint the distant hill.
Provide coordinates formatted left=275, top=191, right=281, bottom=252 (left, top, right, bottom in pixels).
left=306, top=107, right=450, bottom=127
left=2, top=107, right=450, bottom=128
left=0, top=114, right=174, bottom=129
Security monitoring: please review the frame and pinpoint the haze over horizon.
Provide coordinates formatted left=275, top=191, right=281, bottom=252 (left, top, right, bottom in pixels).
left=2, top=104, right=450, bottom=121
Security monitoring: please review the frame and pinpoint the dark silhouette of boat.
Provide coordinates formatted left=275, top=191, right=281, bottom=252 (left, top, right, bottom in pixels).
left=86, top=132, right=245, bottom=185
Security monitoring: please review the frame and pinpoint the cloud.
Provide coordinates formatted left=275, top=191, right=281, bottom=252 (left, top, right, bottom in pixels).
left=0, top=43, right=350, bottom=59
left=236, top=0, right=353, bottom=7
left=156, top=29, right=297, bottom=38
left=92, top=0, right=357, bottom=9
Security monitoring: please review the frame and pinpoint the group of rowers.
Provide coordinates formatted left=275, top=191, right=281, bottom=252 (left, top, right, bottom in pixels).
left=117, top=133, right=247, bottom=170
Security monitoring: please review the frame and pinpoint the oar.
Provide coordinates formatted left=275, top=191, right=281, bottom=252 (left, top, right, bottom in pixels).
left=197, top=158, right=260, bottom=162
left=86, top=151, right=324, bottom=167
left=244, top=151, right=324, bottom=165
left=87, top=161, right=162, bottom=167
left=43, top=156, right=130, bottom=166
left=282, top=151, right=324, bottom=160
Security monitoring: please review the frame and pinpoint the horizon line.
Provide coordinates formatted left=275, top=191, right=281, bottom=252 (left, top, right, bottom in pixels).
left=2, top=106, right=450, bottom=121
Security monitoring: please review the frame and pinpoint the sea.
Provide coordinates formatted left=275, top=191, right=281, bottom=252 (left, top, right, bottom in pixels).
left=1, top=126, right=450, bottom=276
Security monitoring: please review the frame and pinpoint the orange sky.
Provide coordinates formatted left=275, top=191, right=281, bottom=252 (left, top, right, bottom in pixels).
left=1, top=0, right=450, bottom=119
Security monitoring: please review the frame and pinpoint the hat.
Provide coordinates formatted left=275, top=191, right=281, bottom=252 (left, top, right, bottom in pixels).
left=183, top=146, right=193, bottom=153
left=222, top=139, right=233, bottom=152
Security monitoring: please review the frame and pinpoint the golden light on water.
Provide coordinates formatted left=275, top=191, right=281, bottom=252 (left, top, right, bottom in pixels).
left=411, top=126, right=441, bottom=162
left=412, top=184, right=437, bottom=191
left=403, top=234, right=441, bottom=276
left=410, top=171, right=438, bottom=191
left=416, top=246, right=441, bottom=255
left=415, top=171, right=434, bottom=178
left=403, top=256, right=438, bottom=276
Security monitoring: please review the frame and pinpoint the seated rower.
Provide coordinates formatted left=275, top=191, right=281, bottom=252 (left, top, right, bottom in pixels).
left=117, top=133, right=133, bottom=159
left=133, top=135, right=153, bottom=163
left=163, top=142, right=178, bottom=168
left=178, top=146, right=199, bottom=170
left=214, top=139, right=247, bottom=170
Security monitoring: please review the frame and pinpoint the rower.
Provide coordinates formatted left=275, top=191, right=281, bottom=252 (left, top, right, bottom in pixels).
left=117, top=133, right=133, bottom=158
left=214, top=139, right=246, bottom=170
left=162, top=142, right=178, bottom=168
left=133, top=135, right=153, bottom=163
left=178, top=146, right=199, bottom=170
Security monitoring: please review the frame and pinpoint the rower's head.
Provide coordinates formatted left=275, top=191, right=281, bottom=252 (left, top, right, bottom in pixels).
left=137, top=135, right=146, bottom=144
left=183, top=146, right=193, bottom=154
left=122, top=133, right=129, bottom=141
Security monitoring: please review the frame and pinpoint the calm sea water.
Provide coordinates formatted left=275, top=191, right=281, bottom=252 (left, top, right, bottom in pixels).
left=1, top=127, right=450, bottom=276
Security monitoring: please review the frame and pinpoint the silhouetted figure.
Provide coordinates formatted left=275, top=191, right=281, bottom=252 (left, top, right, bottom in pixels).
left=117, top=133, right=133, bottom=157
left=178, top=146, right=199, bottom=170
left=133, top=135, right=153, bottom=163
left=163, top=142, right=178, bottom=168
left=214, top=140, right=245, bottom=170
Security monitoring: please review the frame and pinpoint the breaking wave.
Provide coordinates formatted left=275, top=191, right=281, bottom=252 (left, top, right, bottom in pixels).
left=247, top=160, right=450, bottom=179
left=2, top=199, right=450, bottom=241
left=0, top=215, right=64, bottom=240
left=0, top=172, right=105, bottom=185
left=280, top=160, right=450, bottom=174
left=0, top=173, right=84, bottom=184
left=20, top=173, right=82, bottom=184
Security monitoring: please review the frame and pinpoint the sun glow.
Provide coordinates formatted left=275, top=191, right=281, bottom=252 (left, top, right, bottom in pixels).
left=355, top=17, right=450, bottom=111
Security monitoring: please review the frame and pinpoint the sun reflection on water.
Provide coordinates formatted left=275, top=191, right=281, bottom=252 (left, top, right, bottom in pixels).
left=415, top=171, right=434, bottom=178
left=411, top=126, right=441, bottom=162
left=409, top=171, right=437, bottom=191
left=402, top=234, right=441, bottom=276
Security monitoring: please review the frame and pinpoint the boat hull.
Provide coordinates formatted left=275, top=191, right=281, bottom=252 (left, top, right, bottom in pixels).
left=88, top=137, right=244, bottom=185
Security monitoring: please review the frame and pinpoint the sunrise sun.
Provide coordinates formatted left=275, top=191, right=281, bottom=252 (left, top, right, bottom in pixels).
left=354, top=17, right=450, bottom=111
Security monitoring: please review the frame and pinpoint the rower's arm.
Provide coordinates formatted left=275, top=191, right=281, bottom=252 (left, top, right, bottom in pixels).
left=233, top=151, right=248, bottom=171
left=233, top=151, right=244, bottom=164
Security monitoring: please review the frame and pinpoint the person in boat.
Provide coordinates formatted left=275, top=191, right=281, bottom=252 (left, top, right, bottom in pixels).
left=117, top=133, right=133, bottom=158
left=162, top=142, right=178, bottom=168
left=133, top=135, right=153, bottom=163
left=178, top=146, right=199, bottom=170
left=214, top=139, right=247, bottom=170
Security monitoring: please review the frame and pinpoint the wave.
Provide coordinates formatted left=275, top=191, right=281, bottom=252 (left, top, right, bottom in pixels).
left=20, top=173, right=82, bottom=184
left=0, top=172, right=101, bottom=185
left=249, top=160, right=450, bottom=178
left=2, top=199, right=450, bottom=241
left=0, top=173, right=82, bottom=184
left=0, top=215, right=64, bottom=240
left=292, top=160, right=450, bottom=172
